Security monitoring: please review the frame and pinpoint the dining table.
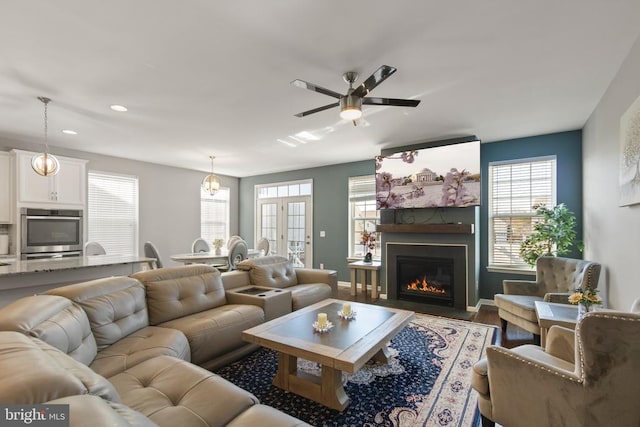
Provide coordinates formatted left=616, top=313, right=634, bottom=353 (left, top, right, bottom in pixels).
left=170, top=248, right=262, bottom=265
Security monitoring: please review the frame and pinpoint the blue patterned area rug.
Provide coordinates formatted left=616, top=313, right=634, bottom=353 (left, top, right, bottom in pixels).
left=215, top=313, right=497, bottom=427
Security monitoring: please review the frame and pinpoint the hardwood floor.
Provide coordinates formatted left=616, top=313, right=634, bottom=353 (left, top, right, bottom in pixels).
left=336, top=285, right=535, bottom=349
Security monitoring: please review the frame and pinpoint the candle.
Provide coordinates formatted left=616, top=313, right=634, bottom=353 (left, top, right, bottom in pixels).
left=317, top=312, right=328, bottom=328
left=342, top=303, right=352, bottom=316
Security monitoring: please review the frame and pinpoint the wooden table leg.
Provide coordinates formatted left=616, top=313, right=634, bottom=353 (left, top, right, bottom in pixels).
left=361, top=270, right=367, bottom=296
left=371, top=269, right=379, bottom=299
left=371, top=345, right=391, bottom=364
left=349, top=268, right=356, bottom=296
left=320, top=366, right=350, bottom=411
left=273, top=353, right=297, bottom=390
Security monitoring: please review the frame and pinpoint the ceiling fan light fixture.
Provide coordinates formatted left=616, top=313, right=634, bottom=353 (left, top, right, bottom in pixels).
left=31, top=97, right=60, bottom=177
left=201, top=155, right=221, bottom=195
left=339, top=95, right=362, bottom=121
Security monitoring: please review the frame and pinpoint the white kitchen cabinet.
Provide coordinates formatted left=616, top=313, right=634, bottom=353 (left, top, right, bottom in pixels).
left=13, top=150, right=87, bottom=207
left=0, top=152, right=13, bottom=223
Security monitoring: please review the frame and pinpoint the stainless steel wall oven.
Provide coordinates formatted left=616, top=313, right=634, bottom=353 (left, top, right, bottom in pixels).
left=21, top=208, right=83, bottom=259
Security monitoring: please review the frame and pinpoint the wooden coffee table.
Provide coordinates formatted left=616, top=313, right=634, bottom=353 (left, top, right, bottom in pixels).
left=242, top=298, right=414, bottom=411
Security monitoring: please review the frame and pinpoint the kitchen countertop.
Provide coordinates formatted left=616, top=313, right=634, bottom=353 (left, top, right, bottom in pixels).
left=0, top=255, right=155, bottom=277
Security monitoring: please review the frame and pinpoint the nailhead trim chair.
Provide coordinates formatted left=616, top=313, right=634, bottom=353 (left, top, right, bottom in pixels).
left=494, top=256, right=601, bottom=342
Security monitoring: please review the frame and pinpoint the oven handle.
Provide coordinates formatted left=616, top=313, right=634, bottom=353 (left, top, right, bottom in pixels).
left=24, top=216, right=82, bottom=221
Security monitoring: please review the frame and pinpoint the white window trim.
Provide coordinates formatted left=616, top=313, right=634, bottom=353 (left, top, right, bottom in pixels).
left=487, top=155, right=557, bottom=272
left=87, top=170, right=139, bottom=256
left=348, top=175, right=380, bottom=260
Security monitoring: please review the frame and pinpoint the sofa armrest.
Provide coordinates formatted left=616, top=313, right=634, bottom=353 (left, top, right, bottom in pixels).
left=295, top=268, right=337, bottom=291
left=545, top=325, right=575, bottom=363
left=544, top=292, right=572, bottom=304
left=502, top=279, right=542, bottom=296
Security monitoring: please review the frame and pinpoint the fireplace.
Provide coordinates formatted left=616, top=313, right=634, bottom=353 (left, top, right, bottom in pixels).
left=397, top=256, right=454, bottom=305
left=387, top=243, right=468, bottom=310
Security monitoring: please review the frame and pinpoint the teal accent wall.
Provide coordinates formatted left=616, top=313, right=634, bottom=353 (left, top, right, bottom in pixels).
left=479, top=130, right=583, bottom=298
left=239, top=130, right=583, bottom=293
left=239, top=160, right=374, bottom=281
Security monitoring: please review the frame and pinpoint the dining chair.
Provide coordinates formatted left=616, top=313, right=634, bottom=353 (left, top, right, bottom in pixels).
left=191, top=238, right=211, bottom=253
left=227, top=235, right=242, bottom=250
left=225, top=239, right=248, bottom=271
left=84, top=241, right=106, bottom=256
left=144, top=241, right=163, bottom=269
left=256, top=237, right=270, bottom=256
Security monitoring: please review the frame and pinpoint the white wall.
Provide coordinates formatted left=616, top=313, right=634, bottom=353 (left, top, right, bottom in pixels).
left=583, top=34, right=640, bottom=310
left=0, top=139, right=239, bottom=267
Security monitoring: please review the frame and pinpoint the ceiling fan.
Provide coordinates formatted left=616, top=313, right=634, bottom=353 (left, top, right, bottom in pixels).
left=291, top=65, right=420, bottom=124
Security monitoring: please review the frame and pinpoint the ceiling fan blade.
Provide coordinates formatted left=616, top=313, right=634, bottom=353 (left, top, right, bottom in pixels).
left=291, top=79, right=343, bottom=99
left=294, top=102, right=340, bottom=117
left=363, top=97, right=420, bottom=107
left=351, top=65, right=397, bottom=97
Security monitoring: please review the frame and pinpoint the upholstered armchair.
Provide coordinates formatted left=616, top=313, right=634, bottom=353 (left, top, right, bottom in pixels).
left=472, top=309, right=640, bottom=427
left=494, top=256, right=601, bottom=342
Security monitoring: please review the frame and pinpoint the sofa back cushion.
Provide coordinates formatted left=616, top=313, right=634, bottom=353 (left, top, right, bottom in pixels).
left=0, top=295, right=97, bottom=365
left=48, top=276, right=149, bottom=350
left=131, top=265, right=227, bottom=325
left=536, top=257, right=602, bottom=293
left=237, top=256, right=298, bottom=289
left=0, top=331, right=119, bottom=404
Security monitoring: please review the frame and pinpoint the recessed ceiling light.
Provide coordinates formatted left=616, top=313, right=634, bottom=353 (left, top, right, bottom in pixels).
left=61, top=129, right=78, bottom=135
left=110, top=104, right=128, bottom=112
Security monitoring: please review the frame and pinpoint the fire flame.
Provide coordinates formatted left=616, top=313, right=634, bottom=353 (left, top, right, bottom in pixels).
left=406, top=276, right=447, bottom=294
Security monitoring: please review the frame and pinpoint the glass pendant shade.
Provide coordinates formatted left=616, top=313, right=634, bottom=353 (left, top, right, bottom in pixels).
left=31, top=152, right=60, bottom=176
left=31, top=96, right=60, bottom=177
left=202, top=173, right=221, bottom=195
left=201, top=155, right=221, bottom=195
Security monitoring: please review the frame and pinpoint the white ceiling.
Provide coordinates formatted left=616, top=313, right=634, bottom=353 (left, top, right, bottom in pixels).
left=1, top=1, right=639, bottom=177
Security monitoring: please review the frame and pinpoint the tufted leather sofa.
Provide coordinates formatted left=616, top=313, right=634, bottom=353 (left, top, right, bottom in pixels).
left=494, top=256, right=601, bottom=340
left=235, top=255, right=337, bottom=310
left=0, top=264, right=316, bottom=427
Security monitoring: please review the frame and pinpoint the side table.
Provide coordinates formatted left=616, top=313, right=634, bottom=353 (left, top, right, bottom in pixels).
left=347, top=261, right=381, bottom=299
left=534, top=301, right=578, bottom=348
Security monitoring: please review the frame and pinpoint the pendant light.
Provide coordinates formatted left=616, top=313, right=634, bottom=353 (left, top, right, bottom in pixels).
left=201, top=155, right=221, bottom=195
left=31, top=97, right=60, bottom=176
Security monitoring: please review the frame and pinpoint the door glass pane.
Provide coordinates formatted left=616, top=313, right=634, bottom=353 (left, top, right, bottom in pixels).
left=261, top=203, right=278, bottom=255
left=287, top=201, right=306, bottom=267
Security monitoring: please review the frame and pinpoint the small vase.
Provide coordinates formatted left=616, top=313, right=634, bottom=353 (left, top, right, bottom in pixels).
left=363, top=252, right=372, bottom=263
left=215, top=248, right=221, bottom=255
left=577, top=302, right=590, bottom=319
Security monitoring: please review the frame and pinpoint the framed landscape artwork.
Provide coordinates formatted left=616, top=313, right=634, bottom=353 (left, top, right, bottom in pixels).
left=620, top=93, right=640, bottom=206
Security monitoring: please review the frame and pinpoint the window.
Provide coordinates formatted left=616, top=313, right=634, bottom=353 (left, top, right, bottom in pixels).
left=488, top=156, right=556, bottom=268
left=201, top=187, right=230, bottom=244
left=349, top=175, right=380, bottom=259
left=87, top=171, right=139, bottom=256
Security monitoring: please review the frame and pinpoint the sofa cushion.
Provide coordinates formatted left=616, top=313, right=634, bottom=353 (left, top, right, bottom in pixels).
left=157, top=304, right=264, bottom=365
left=286, top=283, right=333, bottom=310
left=132, top=265, right=227, bottom=325
left=226, top=404, right=311, bottom=427
left=47, top=395, right=158, bottom=427
left=90, top=326, right=190, bottom=378
left=109, top=355, right=259, bottom=427
left=0, top=294, right=98, bottom=365
left=0, top=331, right=119, bottom=404
left=48, top=276, right=149, bottom=350
left=237, top=256, right=298, bottom=289
left=494, top=294, right=542, bottom=322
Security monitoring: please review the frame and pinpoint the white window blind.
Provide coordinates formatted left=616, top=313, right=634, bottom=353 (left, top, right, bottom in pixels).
left=87, top=171, right=139, bottom=256
left=348, top=175, right=380, bottom=258
left=488, top=157, right=556, bottom=268
left=201, top=187, right=229, bottom=244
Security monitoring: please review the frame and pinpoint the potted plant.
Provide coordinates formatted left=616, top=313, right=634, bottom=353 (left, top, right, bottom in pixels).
left=360, top=231, right=377, bottom=263
left=519, top=203, right=580, bottom=267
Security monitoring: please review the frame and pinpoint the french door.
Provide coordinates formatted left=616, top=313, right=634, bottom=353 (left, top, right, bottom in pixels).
left=256, top=195, right=312, bottom=267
